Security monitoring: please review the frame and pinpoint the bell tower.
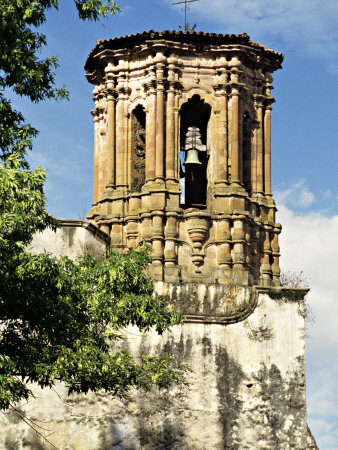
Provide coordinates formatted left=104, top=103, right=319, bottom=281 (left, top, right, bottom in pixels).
left=85, top=31, right=283, bottom=288
left=0, top=30, right=315, bottom=450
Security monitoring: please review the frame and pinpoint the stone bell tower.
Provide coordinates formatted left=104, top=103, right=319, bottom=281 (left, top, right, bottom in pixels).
left=84, top=32, right=315, bottom=448
left=0, top=31, right=316, bottom=450
left=85, top=31, right=283, bottom=288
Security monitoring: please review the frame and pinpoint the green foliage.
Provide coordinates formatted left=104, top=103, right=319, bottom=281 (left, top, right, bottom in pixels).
left=0, top=0, right=119, bottom=160
left=0, top=1, right=187, bottom=411
left=0, top=152, right=58, bottom=253
left=0, top=154, right=185, bottom=409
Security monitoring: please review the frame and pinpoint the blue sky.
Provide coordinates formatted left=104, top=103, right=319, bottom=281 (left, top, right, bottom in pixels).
left=15, top=1, right=338, bottom=448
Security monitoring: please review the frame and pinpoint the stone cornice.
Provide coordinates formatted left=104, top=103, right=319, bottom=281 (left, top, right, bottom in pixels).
left=85, top=30, right=283, bottom=85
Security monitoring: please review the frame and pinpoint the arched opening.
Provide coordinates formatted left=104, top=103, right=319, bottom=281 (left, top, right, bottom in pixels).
left=180, top=95, right=211, bottom=207
left=131, top=105, right=146, bottom=193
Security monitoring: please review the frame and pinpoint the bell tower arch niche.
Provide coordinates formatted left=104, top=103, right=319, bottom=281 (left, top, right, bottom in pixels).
left=131, top=105, right=146, bottom=193
left=180, top=95, right=211, bottom=208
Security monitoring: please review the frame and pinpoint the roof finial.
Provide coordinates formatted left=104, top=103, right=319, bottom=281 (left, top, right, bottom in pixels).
left=173, top=0, right=199, bottom=32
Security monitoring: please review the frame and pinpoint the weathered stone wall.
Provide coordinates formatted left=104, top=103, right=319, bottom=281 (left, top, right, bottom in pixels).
left=0, top=225, right=315, bottom=449
left=30, top=219, right=109, bottom=259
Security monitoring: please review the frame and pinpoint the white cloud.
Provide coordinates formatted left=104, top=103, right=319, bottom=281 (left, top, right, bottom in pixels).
left=275, top=180, right=315, bottom=208
left=169, top=0, right=338, bottom=71
left=309, top=416, right=338, bottom=450
left=277, top=198, right=338, bottom=448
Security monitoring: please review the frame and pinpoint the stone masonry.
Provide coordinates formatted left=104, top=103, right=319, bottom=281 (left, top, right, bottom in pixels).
left=85, top=30, right=283, bottom=287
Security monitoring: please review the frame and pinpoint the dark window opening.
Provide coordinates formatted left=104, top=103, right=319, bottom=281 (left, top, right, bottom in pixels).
left=180, top=95, right=211, bottom=208
left=131, top=105, right=146, bottom=193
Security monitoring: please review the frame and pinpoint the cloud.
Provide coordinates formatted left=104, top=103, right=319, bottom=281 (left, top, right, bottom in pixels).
left=310, top=415, right=338, bottom=450
left=169, top=0, right=338, bottom=71
left=277, top=198, right=338, bottom=448
left=275, top=180, right=315, bottom=208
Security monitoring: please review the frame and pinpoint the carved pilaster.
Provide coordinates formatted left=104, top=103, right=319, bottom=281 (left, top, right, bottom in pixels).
left=263, top=75, right=275, bottom=198
left=144, top=76, right=156, bottom=182
left=253, top=94, right=265, bottom=196
left=91, top=88, right=100, bottom=204
left=271, top=224, right=281, bottom=285
left=229, top=68, right=245, bottom=186
left=217, top=217, right=232, bottom=269
left=105, top=64, right=116, bottom=188
left=166, top=70, right=176, bottom=182
left=164, top=212, right=179, bottom=266
left=260, top=225, right=273, bottom=285
left=126, top=214, right=139, bottom=248
left=155, top=55, right=166, bottom=182
left=232, top=216, right=246, bottom=270
left=151, top=211, right=165, bottom=273
left=213, top=73, right=229, bottom=186
left=115, top=75, right=129, bottom=189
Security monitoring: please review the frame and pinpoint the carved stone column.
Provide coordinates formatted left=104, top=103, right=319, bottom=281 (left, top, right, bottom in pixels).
left=145, top=78, right=156, bottom=182
left=174, top=83, right=181, bottom=181
left=217, top=217, right=232, bottom=268
left=232, top=216, right=245, bottom=270
left=254, top=95, right=264, bottom=195
left=115, top=69, right=128, bottom=189
left=260, top=225, right=272, bottom=285
left=91, top=87, right=99, bottom=204
left=151, top=211, right=165, bottom=280
left=264, top=104, right=272, bottom=196
left=155, top=55, right=165, bottom=182
left=126, top=214, right=139, bottom=248
left=271, top=225, right=281, bottom=285
left=251, top=219, right=261, bottom=278
left=105, top=64, right=116, bottom=188
left=166, top=71, right=176, bottom=182
left=229, top=68, right=243, bottom=185
left=92, top=84, right=108, bottom=201
left=264, top=75, right=274, bottom=197
left=164, top=212, right=178, bottom=266
left=213, top=75, right=228, bottom=185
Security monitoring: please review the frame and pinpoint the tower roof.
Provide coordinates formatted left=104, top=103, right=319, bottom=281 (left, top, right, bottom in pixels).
left=85, top=29, right=283, bottom=77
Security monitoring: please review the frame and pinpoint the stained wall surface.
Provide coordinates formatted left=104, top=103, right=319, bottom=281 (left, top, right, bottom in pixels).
left=0, top=225, right=316, bottom=449
left=2, top=294, right=307, bottom=449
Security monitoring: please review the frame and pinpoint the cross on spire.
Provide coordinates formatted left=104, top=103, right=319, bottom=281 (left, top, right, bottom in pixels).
left=173, top=0, right=199, bottom=32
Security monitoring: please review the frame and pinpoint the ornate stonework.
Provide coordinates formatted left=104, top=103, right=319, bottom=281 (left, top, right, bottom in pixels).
left=85, top=30, right=283, bottom=286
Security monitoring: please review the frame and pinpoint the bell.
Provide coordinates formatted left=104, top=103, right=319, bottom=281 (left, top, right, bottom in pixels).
left=184, top=149, right=202, bottom=166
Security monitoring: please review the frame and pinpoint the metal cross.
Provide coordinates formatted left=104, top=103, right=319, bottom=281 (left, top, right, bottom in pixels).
left=173, top=0, right=199, bottom=32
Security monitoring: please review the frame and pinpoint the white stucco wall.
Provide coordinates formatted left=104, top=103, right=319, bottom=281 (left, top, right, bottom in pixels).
left=0, top=224, right=314, bottom=449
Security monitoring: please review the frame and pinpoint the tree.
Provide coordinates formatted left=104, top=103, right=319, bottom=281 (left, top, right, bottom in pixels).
left=280, top=270, right=315, bottom=327
left=0, top=1, right=120, bottom=162
left=0, top=1, right=186, bottom=411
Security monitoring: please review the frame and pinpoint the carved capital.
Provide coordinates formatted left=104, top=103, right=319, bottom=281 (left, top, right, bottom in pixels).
left=143, top=79, right=157, bottom=93
left=212, top=83, right=228, bottom=95
left=229, top=82, right=245, bottom=96
left=104, top=87, right=116, bottom=102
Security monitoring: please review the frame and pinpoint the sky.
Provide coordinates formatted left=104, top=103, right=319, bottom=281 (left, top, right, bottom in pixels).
left=14, top=1, right=338, bottom=448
